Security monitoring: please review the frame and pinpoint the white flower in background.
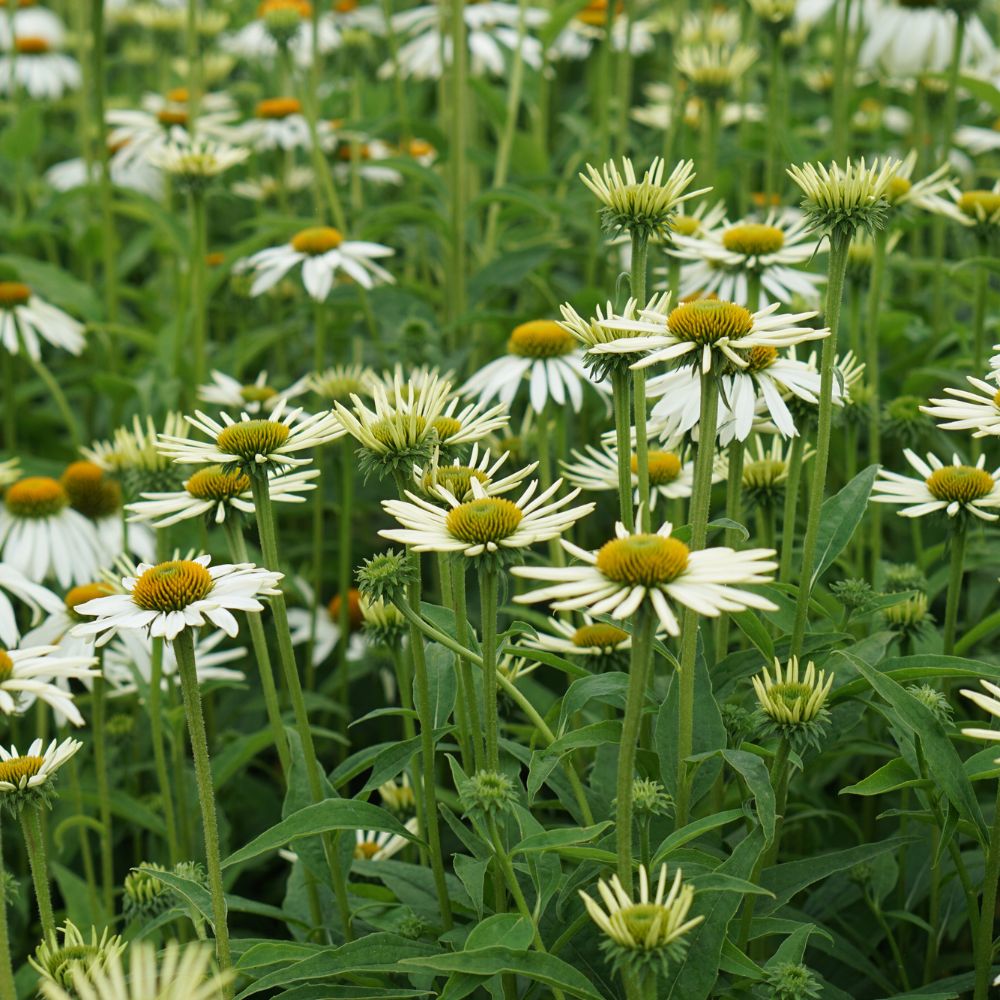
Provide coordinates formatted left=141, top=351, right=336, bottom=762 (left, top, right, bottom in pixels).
left=0, top=477, right=104, bottom=588
left=955, top=119, right=1000, bottom=158
left=413, top=445, right=537, bottom=502
left=71, top=555, right=283, bottom=644
left=45, top=146, right=163, bottom=198
left=512, top=520, right=777, bottom=636
left=331, top=137, right=409, bottom=186
left=922, top=376, right=1000, bottom=438
left=0, top=281, right=84, bottom=358
left=0, top=5, right=64, bottom=47
left=961, top=680, right=1000, bottom=761
left=241, top=97, right=335, bottom=151
left=946, top=183, right=1000, bottom=232
left=381, top=476, right=594, bottom=559
left=0, top=737, right=81, bottom=795
left=525, top=613, right=635, bottom=658
left=0, top=643, right=98, bottom=727
left=461, top=320, right=608, bottom=414
left=233, top=165, right=315, bottom=202
left=678, top=8, right=741, bottom=46
left=549, top=0, right=658, bottom=60
left=353, top=818, right=419, bottom=861
left=127, top=465, right=317, bottom=528
left=158, top=401, right=345, bottom=470
left=859, top=0, right=995, bottom=77
left=664, top=210, right=825, bottom=308
left=148, top=138, right=250, bottom=179
left=237, top=226, right=394, bottom=298
left=883, top=149, right=963, bottom=221
left=872, top=451, right=1000, bottom=521
left=287, top=584, right=367, bottom=667
left=222, top=0, right=337, bottom=67
left=198, top=370, right=309, bottom=414
left=631, top=83, right=765, bottom=133
left=675, top=41, right=758, bottom=98
left=0, top=565, right=62, bottom=647
left=0, top=19, right=80, bottom=98
left=382, top=0, right=548, bottom=80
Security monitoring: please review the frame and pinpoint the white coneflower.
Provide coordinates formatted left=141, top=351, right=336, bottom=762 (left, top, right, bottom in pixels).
left=461, top=320, right=608, bottom=414
left=594, top=294, right=828, bottom=376
left=922, top=376, right=1000, bottom=438
left=525, top=613, right=633, bottom=658
left=948, top=183, right=1000, bottom=235
left=0, top=737, right=81, bottom=797
left=0, top=31, right=80, bottom=98
left=678, top=8, right=741, bottom=46
left=961, top=680, right=1000, bottom=760
left=872, top=450, right=1000, bottom=522
left=197, top=370, right=308, bottom=414
left=241, top=96, right=335, bottom=151
left=675, top=42, right=758, bottom=98
left=512, top=520, right=777, bottom=636
left=237, top=226, right=394, bottom=298
left=665, top=210, right=825, bottom=308
left=786, top=157, right=900, bottom=237
left=30, top=920, right=124, bottom=992
left=71, top=555, right=282, bottom=644
left=0, top=643, right=98, bottom=726
left=287, top=585, right=367, bottom=667
left=550, top=0, right=658, bottom=60
left=0, top=281, right=84, bottom=358
left=232, top=166, right=315, bottom=202
left=381, top=476, right=594, bottom=562
left=0, top=565, right=62, bottom=647
left=580, top=157, right=709, bottom=240
left=0, top=477, right=104, bottom=588
left=741, top=435, right=814, bottom=503
left=157, top=401, right=345, bottom=472
left=148, top=138, right=250, bottom=182
left=883, top=149, right=964, bottom=222
left=955, top=119, right=1000, bottom=158
left=413, top=445, right=536, bottom=502
left=353, top=817, right=419, bottom=861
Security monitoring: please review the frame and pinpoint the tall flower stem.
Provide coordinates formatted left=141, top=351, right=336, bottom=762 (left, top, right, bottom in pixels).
left=675, top=368, right=720, bottom=827
left=248, top=472, right=353, bottom=940
left=631, top=232, right=651, bottom=531
left=20, top=805, right=55, bottom=939
left=0, top=823, right=14, bottom=999
left=188, top=189, right=208, bottom=390
left=764, top=30, right=782, bottom=198
left=715, top=437, right=745, bottom=655
left=778, top=435, right=805, bottom=583
left=148, top=637, right=181, bottom=862
left=20, top=342, right=82, bottom=450
left=479, top=566, right=501, bottom=770
left=790, top=228, right=852, bottom=655
left=451, top=558, right=484, bottom=770
left=185, top=0, right=202, bottom=126
left=447, top=0, right=469, bottom=349
left=66, top=757, right=100, bottom=912
left=942, top=522, right=967, bottom=656
left=223, top=518, right=291, bottom=775
left=940, top=13, right=966, bottom=160
left=91, top=0, right=118, bottom=324
left=971, top=245, right=988, bottom=370
left=611, top=371, right=636, bottom=531
left=616, top=606, right=655, bottom=891
left=699, top=98, right=719, bottom=195
left=307, top=448, right=326, bottom=686
left=172, top=629, right=232, bottom=987
left=973, top=781, right=1000, bottom=1000
left=831, top=0, right=853, bottom=161
left=91, top=670, right=115, bottom=916
left=865, top=228, right=888, bottom=578
left=335, top=440, right=354, bottom=750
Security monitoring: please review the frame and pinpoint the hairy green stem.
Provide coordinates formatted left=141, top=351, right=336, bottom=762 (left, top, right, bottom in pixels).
left=91, top=672, right=115, bottom=916
left=631, top=232, right=651, bottom=530
left=611, top=371, right=636, bottom=531
left=0, top=823, right=15, bottom=998
left=479, top=566, right=501, bottom=770
left=865, top=228, right=888, bottom=578
left=21, top=806, right=56, bottom=940
left=943, top=523, right=967, bottom=656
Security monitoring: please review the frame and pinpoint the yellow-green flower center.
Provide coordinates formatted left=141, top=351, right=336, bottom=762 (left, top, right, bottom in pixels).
left=370, top=414, right=426, bottom=447
left=0, top=650, right=12, bottom=683
left=354, top=839, right=381, bottom=860
left=774, top=682, right=813, bottom=706
left=671, top=214, right=701, bottom=237
left=61, top=461, right=121, bottom=520
left=423, top=466, right=489, bottom=498
left=0, top=755, right=43, bottom=785
left=619, top=903, right=669, bottom=948
left=508, top=321, right=576, bottom=359
left=925, top=465, right=994, bottom=503
left=571, top=623, right=629, bottom=649
left=596, top=534, right=690, bottom=586
left=445, top=497, right=524, bottom=544
left=240, top=384, right=278, bottom=404
left=256, top=96, right=303, bottom=119
left=886, top=175, right=912, bottom=203
left=668, top=300, right=754, bottom=344
left=132, top=560, right=214, bottom=612
left=0, top=281, right=30, bottom=308
left=743, top=458, right=786, bottom=488
left=291, top=226, right=344, bottom=254
left=5, top=477, right=68, bottom=518
left=65, top=582, right=113, bottom=619
left=721, top=223, right=785, bottom=256
left=216, top=419, right=290, bottom=460
left=432, top=416, right=462, bottom=441
left=632, top=451, right=682, bottom=486
left=958, top=190, right=1000, bottom=219
left=186, top=465, right=252, bottom=501
left=742, top=344, right=778, bottom=372
left=994, top=389, right=1000, bottom=409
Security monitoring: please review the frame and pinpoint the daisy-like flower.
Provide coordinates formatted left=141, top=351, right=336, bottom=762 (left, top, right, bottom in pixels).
left=0, top=477, right=104, bottom=587
left=381, top=0, right=548, bottom=81
left=353, top=817, right=420, bottom=861
left=665, top=210, right=825, bottom=308
left=678, top=8, right=741, bottom=46
left=0, top=25, right=80, bottom=98
left=631, top=84, right=765, bottom=133
left=331, top=137, right=408, bottom=186
left=595, top=294, right=828, bottom=376
left=127, top=465, right=318, bottom=528
left=747, top=0, right=795, bottom=26
left=198, top=370, right=308, bottom=414
left=430, top=396, right=511, bottom=450
left=882, top=149, right=963, bottom=222
left=955, top=119, right=1000, bottom=158
left=580, top=863, right=702, bottom=973
left=413, top=445, right=536, bottom=502
left=961, top=680, right=1000, bottom=760
left=237, top=226, right=394, bottom=299
left=232, top=165, right=315, bottom=203
left=157, top=401, right=345, bottom=473
left=359, top=594, right=407, bottom=648
left=222, top=0, right=335, bottom=67
left=753, top=655, right=833, bottom=726
left=580, top=157, right=709, bottom=240
left=741, top=435, right=814, bottom=506
left=148, top=138, right=250, bottom=184
left=948, top=182, right=1000, bottom=238
left=675, top=42, right=757, bottom=99
left=287, top=585, right=367, bottom=667
left=512, top=520, right=777, bottom=636
left=922, top=375, right=1000, bottom=438
left=306, top=363, right=376, bottom=404
left=562, top=441, right=715, bottom=509
left=462, top=320, right=608, bottom=414
left=240, top=97, right=335, bottom=152
left=0, top=643, right=98, bottom=726
left=549, top=0, right=658, bottom=60
left=0, top=736, right=81, bottom=805
left=379, top=772, right=416, bottom=813
left=786, top=157, right=900, bottom=238
left=381, top=476, right=595, bottom=562
left=71, top=555, right=283, bottom=645
left=525, top=612, right=634, bottom=659
left=0, top=4, right=64, bottom=46
left=38, top=940, right=232, bottom=1000
left=0, top=281, right=84, bottom=358
left=0, top=565, right=61, bottom=647
left=45, top=146, right=163, bottom=199
left=872, top=450, right=1000, bottom=522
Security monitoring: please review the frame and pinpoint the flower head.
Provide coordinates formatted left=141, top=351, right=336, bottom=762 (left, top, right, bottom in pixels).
left=0, top=643, right=98, bottom=726
left=753, top=655, right=833, bottom=748
left=675, top=42, right=758, bottom=98
left=30, top=921, right=124, bottom=992
left=872, top=450, right=1000, bottom=521
left=0, top=281, right=85, bottom=358
left=922, top=375, right=1000, bottom=438
left=148, top=138, right=249, bottom=188
left=413, top=445, right=536, bottom=502
left=0, top=736, right=81, bottom=814
left=961, top=679, right=1000, bottom=761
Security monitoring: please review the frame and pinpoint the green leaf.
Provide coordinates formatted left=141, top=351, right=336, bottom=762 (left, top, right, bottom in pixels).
left=840, top=758, right=928, bottom=797
left=809, top=465, right=878, bottom=589
left=720, top=749, right=776, bottom=844
left=464, top=914, right=535, bottom=951
left=137, top=867, right=214, bottom=926
left=511, top=822, right=613, bottom=856
left=424, top=642, right=457, bottom=728
left=652, top=809, right=746, bottom=867
left=223, top=800, right=420, bottom=870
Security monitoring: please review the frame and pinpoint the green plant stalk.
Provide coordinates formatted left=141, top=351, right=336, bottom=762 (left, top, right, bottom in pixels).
left=675, top=369, right=720, bottom=827
left=16, top=315, right=82, bottom=450
left=306, top=450, right=325, bottom=690
left=611, top=370, right=636, bottom=531
left=0, top=822, right=15, bottom=999
left=335, top=439, right=354, bottom=753
left=439, top=555, right=473, bottom=771
left=973, top=780, right=1000, bottom=1000
left=188, top=189, right=208, bottom=390
left=294, top=68, right=346, bottom=232
left=91, top=670, right=115, bottom=917
left=790, top=228, right=852, bottom=655
left=222, top=518, right=291, bottom=775
left=447, top=0, right=469, bottom=347
left=942, top=522, right=967, bottom=656
left=185, top=0, right=202, bottom=126
left=66, top=757, right=100, bottom=915
left=21, top=806, right=56, bottom=940
left=831, top=0, right=853, bottom=161
left=631, top=231, right=651, bottom=531
left=479, top=565, right=501, bottom=770
left=147, top=636, right=182, bottom=862
left=451, top=557, right=484, bottom=770
left=172, top=629, right=232, bottom=986
left=972, top=246, right=988, bottom=371
left=248, top=472, right=353, bottom=940
left=941, top=13, right=966, bottom=160
left=168, top=678, right=194, bottom=857
left=764, top=29, right=782, bottom=198
left=865, top=227, right=888, bottom=579
left=714, top=437, right=745, bottom=656
left=778, top=435, right=805, bottom=583
left=1, top=350, right=14, bottom=451
left=91, top=0, right=118, bottom=324
left=392, top=600, right=594, bottom=825
left=616, top=607, right=655, bottom=891
left=699, top=97, right=719, bottom=195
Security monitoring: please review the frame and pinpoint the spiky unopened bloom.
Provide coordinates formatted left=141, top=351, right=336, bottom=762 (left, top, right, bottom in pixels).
left=675, top=43, right=758, bottom=98
left=148, top=138, right=249, bottom=185
left=872, top=450, right=1000, bottom=521
left=413, top=445, right=536, bottom=502
left=579, top=157, right=709, bottom=240
left=753, top=656, right=833, bottom=725
left=787, top=157, right=900, bottom=238
left=30, top=921, right=124, bottom=992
